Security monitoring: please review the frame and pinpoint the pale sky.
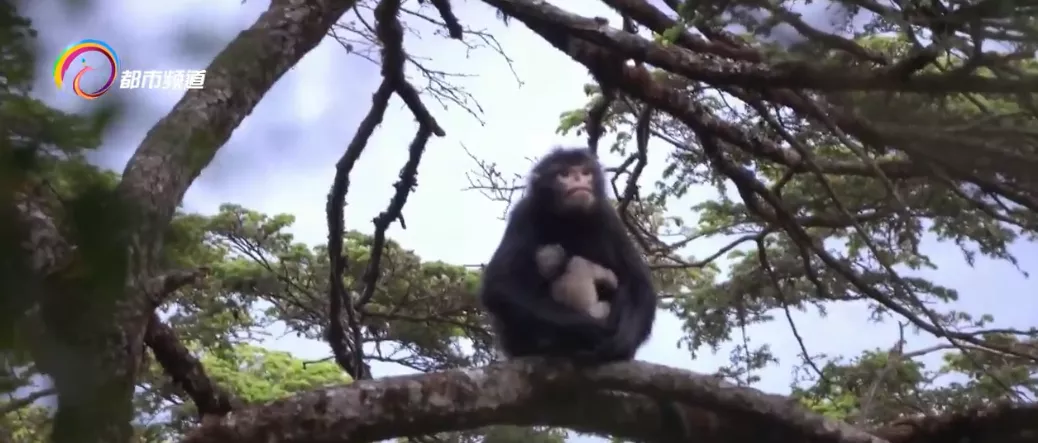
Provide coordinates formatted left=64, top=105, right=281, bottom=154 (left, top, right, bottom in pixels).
left=27, top=0, right=1037, bottom=441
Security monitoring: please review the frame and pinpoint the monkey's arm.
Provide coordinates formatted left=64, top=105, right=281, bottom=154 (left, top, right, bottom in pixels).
left=589, top=221, right=657, bottom=362
left=582, top=259, right=617, bottom=289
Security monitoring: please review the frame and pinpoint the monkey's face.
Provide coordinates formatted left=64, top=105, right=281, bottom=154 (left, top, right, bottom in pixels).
left=555, top=164, right=596, bottom=212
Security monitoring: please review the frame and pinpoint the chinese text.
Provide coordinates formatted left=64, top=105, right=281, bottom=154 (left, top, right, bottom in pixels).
left=119, top=70, right=207, bottom=90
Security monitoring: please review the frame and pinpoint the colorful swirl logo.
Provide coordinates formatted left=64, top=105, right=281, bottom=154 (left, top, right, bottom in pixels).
left=52, top=39, right=120, bottom=100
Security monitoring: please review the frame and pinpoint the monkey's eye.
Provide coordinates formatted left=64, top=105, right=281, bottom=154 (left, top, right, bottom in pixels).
left=579, top=167, right=593, bottom=176
left=557, top=170, right=571, bottom=178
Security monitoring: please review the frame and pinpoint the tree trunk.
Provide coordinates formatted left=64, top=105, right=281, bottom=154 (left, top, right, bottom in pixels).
left=20, top=0, right=364, bottom=441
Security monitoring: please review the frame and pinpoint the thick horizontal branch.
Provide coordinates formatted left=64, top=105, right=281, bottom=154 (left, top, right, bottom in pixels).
left=182, top=359, right=1037, bottom=443
left=876, top=402, right=1038, bottom=443
left=483, top=0, right=1036, bottom=94
left=185, top=359, right=887, bottom=443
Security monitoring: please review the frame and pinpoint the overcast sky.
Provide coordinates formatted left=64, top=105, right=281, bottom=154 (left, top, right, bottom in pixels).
left=27, top=0, right=1037, bottom=441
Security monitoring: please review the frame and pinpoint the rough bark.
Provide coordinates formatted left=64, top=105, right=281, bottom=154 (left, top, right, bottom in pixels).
left=15, top=0, right=365, bottom=441
left=875, top=402, right=1038, bottom=443
left=182, top=359, right=1038, bottom=443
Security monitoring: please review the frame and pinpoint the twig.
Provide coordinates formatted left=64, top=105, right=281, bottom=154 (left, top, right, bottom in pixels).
left=356, top=127, right=432, bottom=308
left=756, top=236, right=831, bottom=386
left=585, top=91, right=614, bottom=154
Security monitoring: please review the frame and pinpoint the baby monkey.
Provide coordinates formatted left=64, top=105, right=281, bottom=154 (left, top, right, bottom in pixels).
left=535, top=244, right=616, bottom=320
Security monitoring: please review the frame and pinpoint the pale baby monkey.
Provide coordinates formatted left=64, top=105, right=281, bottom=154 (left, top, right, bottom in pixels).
left=534, top=244, right=616, bottom=320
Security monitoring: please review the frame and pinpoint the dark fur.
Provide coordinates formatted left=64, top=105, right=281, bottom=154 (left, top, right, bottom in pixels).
left=479, top=147, right=657, bottom=364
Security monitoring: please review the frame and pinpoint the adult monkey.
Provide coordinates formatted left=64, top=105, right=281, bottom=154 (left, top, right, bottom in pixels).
left=479, top=147, right=657, bottom=364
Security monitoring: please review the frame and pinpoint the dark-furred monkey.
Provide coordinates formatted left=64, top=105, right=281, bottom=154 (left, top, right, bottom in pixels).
left=479, top=147, right=656, bottom=364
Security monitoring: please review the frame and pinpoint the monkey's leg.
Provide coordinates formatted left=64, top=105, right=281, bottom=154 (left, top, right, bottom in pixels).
left=566, top=257, right=614, bottom=320
left=552, top=258, right=609, bottom=320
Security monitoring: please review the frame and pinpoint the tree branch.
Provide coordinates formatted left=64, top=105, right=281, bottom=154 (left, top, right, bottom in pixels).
left=144, top=267, right=210, bottom=306
left=481, top=0, right=1035, bottom=94
left=325, top=79, right=394, bottom=380
left=324, top=0, right=445, bottom=380
left=182, top=359, right=1037, bottom=443
left=0, top=388, right=57, bottom=415
left=145, top=314, right=241, bottom=420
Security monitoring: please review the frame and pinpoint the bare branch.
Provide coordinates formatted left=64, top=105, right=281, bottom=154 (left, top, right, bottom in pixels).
left=324, top=0, right=446, bottom=380
left=0, top=388, right=56, bottom=416
left=325, top=79, right=394, bottom=380
left=144, top=314, right=241, bottom=420
left=426, top=0, right=464, bottom=39
left=585, top=92, right=614, bottom=154
left=617, top=105, right=651, bottom=213
left=356, top=127, right=432, bottom=307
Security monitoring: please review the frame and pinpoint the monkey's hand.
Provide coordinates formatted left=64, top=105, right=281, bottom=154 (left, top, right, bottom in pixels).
left=535, top=244, right=566, bottom=277
left=590, top=264, right=618, bottom=290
